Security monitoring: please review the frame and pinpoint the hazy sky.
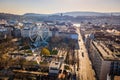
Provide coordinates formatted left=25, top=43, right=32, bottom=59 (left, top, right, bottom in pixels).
left=0, top=0, right=120, bottom=15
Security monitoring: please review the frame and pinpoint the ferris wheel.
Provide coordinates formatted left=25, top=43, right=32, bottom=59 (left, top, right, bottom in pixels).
left=29, top=24, right=51, bottom=47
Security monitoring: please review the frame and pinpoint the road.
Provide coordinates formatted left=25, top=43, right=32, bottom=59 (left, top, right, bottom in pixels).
left=76, top=27, right=96, bottom=80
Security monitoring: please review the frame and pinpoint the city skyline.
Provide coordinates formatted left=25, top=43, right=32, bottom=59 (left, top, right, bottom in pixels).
left=0, top=0, right=120, bottom=15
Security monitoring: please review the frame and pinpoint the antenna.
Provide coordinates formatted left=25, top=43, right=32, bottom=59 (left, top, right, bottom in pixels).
left=60, top=13, right=63, bottom=21
left=110, top=13, right=113, bottom=26
left=61, top=13, right=63, bottom=17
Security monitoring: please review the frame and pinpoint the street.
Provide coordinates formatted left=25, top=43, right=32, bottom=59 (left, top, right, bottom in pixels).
left=75, top=27, right=96, bottom=80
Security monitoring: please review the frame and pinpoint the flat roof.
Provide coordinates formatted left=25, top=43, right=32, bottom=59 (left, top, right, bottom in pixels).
left=59, top=32, right=78, bottom=34
left=49, top=61, right=61, bottom=69
left=93, top=41, right=120, bottom=61
left=13, top=70, right=48, bottom=75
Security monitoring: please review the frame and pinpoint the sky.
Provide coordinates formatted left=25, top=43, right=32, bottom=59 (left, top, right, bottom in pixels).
left=0, top=0, right=120, bottom=15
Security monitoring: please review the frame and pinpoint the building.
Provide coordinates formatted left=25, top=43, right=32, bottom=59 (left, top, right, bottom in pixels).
left=21, top=26, right=30, bottom=37
left=89, top=41, right=120, bottom=80
left=12, top=28, right=21, bottom=37
left=49, top=61, right=61, bottom=75
left=50, top=25, right=78, bottom=40
left=58, top=32, right=78, bottom=40
left=0, top=25, right=12, bottom=39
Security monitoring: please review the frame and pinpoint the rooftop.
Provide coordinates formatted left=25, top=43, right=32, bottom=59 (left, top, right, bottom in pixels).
left=49, top=61, right=61, bottom=69
left=93, top=41, right=120, bottom=61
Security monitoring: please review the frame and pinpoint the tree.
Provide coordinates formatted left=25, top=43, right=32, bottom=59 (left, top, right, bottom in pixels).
left=50, top=36, right=62, bottom=47
left=0, top=37, right=18, bottom=69
left=51, top=50, right=58, bottom=55
left=68, top=39, right=76, bottom=49
left=41, top=48, right=50, bottom=56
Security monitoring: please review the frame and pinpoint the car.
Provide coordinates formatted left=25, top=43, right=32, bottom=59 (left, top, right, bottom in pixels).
left=59, top=69, right=62, bottom=73
left=82, top=52, right=84, bottom=57
left=72, top=73, right=76, bottom=80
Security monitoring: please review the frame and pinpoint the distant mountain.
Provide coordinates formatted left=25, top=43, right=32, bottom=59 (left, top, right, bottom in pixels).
left=24, top=11, right=120, bottom=17
left=23, top=13, right=50, bottom=17
left=56, top=11, right=120, bottom=17
left=57, top=11, right=109, bottom=17
left=0, top=11, right=120, bottom=22
left=0, top=13, right=21, bottom=20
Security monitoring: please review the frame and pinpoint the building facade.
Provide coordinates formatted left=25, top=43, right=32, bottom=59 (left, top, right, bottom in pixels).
left=89, top=41, right=120, bottom=80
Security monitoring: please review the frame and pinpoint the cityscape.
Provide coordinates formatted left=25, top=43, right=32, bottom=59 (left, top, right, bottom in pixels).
left=0, top=0, right=120, bottom=80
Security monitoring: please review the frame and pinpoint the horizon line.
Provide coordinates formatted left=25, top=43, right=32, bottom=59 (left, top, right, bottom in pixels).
left=0, top=11, right=120, bottom=15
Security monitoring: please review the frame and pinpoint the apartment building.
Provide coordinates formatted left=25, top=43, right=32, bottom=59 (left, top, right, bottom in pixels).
left=89, top=41, right=120, bottom=80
